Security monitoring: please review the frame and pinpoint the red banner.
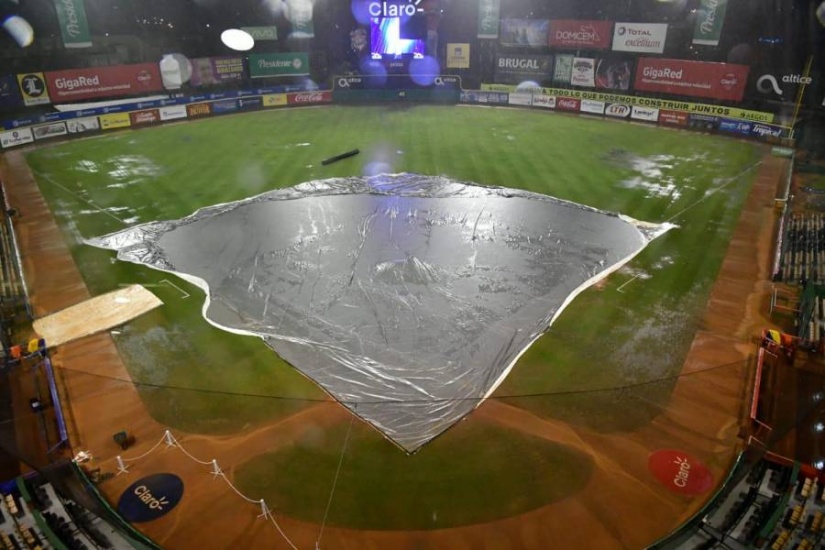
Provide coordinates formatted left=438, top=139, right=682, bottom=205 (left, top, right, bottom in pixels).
left=658, top=110, right=688, bottom=126
left=556, top=97, right=580, bottom=112
left=549, top=20, right=612, bottom=49
left=287, top=91, right=332, bottom=106
left=130, top=109, right=160, bottom=126
left=45, top=63, right=163, bottom=103
left=634, top=58, right=749, bottom=102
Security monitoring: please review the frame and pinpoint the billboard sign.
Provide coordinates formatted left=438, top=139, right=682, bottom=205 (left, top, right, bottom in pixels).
left=693, top=0, right=728, bottom=46
left=159, top=105, right=187, bottom=121
left=99, top=113, right=131, bottom=130
left=595, top=57, right=632, bottom=90
left=508, top=93, right=533, bottom=106
left=190, top=57, right=245, bottom=87
left=45, top=64, right=162, bottom=103
left=238, top=97, right=263, bottom=110
left=0, top=75, right=22, bottom=110
left=719, top=118, right=752, bottom=135
left=186, top=103, right=212, bottom=117
left=17, top=73, right=50, bottom=106
left=249, top=53, right=310, bottom=78
left=211, top=99, right=239, bottom=113
left=263, top=94, right=288, bottom=107
left=0, top=128, right=33, bottom=148
left=556, top=97, right=580, bottom=112
left=129, top=109, right=160, bottom=125
left=688, top=113, right=719, bottom=130
left=750, top=122, right=783, bottom=139
left=32, top=122, right=67, bottom=140
left=634, top=58, right=748, bottom=101
left=754, top=72, right=812, bottom=102
left=605, top=103, right=631, bottom=118
left=658, top=110, right=688, bottom=126
left=581, top=99, right=605, bottom=115
left=66, top=116, right=99, bottom=133
left=446, top=44, right=471, bottom=69
left=549, top=20, right=612, bottom=49
left=612, top=23, right=667, bottom=54
left=532, top=95, right=556, bottom=109
left=241, top=26, right=278, bottom=41
left=571, top=58, right=595, bottom=87
left=500, top=19, right=549, bottom=48
left=631, top=105, right=659, bottom=122
left=287, top=91, right=332, bottom=105
left=478, top=0, right=500, bottom=38
left=53, top=0, right=92, bottom=48
left=553, top=54, right=574, bottom=85
left=494, top=55, right=553, bottom=85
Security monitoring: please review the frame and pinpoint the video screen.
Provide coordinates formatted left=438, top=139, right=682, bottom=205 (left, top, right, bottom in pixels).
left=370, top=16, right=426, bottom=57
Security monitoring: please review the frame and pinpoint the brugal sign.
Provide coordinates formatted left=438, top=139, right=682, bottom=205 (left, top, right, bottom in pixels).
left=117, top=473, right=184, bottom=522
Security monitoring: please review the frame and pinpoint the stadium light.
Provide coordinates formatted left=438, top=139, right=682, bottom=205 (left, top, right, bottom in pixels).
left=0, top=0, right=33, bottom=47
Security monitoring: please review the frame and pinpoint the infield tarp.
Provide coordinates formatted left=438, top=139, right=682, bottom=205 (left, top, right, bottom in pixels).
left=87, top=174, right=673, bottom=452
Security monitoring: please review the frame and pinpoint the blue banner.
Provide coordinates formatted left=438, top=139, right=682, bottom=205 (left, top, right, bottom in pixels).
left=719, top=118, right=752, bottom=136
left=238, top=97, right=263, bottom=110
left=0, top=75, right=22, bottom=111
left=211, top=99, right=239, bottom=113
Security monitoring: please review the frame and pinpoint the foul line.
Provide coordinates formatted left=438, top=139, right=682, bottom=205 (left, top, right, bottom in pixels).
left=37, top=172, right=127, bottom=225
left=665, top=161, right=761, bottom=224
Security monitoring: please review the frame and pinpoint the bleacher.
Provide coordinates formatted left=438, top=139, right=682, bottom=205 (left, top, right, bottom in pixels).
left=778, top=213, right=825, bottom=285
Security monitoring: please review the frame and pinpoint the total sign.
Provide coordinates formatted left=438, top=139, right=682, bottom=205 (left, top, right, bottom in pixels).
left=613, top=23, right=668, bottom=54
left=368, top=0, right=424, bottom=17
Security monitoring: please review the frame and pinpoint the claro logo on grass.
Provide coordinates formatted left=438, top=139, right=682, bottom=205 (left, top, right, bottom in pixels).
left=118, top=473, right=184, bottom=523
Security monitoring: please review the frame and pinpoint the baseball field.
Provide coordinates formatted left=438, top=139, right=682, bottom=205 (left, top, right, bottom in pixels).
left=5, top=104, right=775, bottom=548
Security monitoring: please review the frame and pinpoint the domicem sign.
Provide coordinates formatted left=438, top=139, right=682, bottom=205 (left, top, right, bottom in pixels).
left=549, top=20, right=612, bottom=49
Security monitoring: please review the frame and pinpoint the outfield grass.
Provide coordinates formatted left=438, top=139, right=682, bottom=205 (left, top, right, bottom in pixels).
left=25, top=105, right=759, bottom=525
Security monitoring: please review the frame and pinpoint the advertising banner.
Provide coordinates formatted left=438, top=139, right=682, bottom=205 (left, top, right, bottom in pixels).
left=32, top=122, right=67, bottom=140
left=556, top=97, right=580, bottom=112
left=45, top=63, right=162, bottom=103
left=17, top=73, right=50, bottom=106
left=190, top=57, right=245, bottom=87
left=693, top=0, right=728, bottom=46
left=595, top=57, right=632, bottom=90
left=249, top=53, right=310, bottom=78
left=287, top=91, right=332, bottom=106
left=186, top=103, right=212, bottom=117
left=581, top=99, right=605, bottom=114
left=508, top=93, right=533, bottom=106
left=549, top=20, right=612, bottom=50
left=211, top=99, right=239, bottom=113
left=634, top=58, right=749, bottom=101
left=532, top=95, right=556, bottom=109
left=241, top=26, right=278, bottom=41
left=605, top=103, right=631, bottom=118
left=478, top=0, right=500, bottom=39
left=553, top=55, right=573, bottom=85
left=53, top=0, right=92, bottom=48
left=286, top=0, right=314, bottom=38
left=494, top=55, right=553, bottom=85
left=263, top=94, right=288, bottom=107
left=446, top=44, right=471, bottom=69
left=159, top=105, right=187, bottom=121
left=0, top=75, right=22, bottom=110
left=612, top=23, right=668, bottom=54
left=99, top=113, right=131, bottom=130
left=129, top=109, right=160, bottom=125
left=0, top=128, right=33, bottom=149
left=753, top=71, right=812, bottom=102
left=481, top=83, right=773, bottom=122
left=719, top=118, right=752, bottom=136
left=460, top=91, right=509, bottom=104
left=688, top=113, right=719, bottom=130
left=631, top=105, right=659, bottom=122
left=239, top=97, right=263, bottom=110
left=571, top=58, right=595, bottom=88
left=750, top=122, right=784, bottom=139
left=500, top=19, right=550, bottom=48
left=66, top=116, right=99, bottom=133
left=658, top=110, right=688, bottom=126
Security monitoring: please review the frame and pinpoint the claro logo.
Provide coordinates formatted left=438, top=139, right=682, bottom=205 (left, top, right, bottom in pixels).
left=368, top=1, right=423, bottom=17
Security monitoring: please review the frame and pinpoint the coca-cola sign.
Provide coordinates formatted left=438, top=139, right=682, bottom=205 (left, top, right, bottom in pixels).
left=287, top=91, right=332, bottom=105
left=556, top=97, right=580, bottom=112
left=549, top=20, right=613, bottom=49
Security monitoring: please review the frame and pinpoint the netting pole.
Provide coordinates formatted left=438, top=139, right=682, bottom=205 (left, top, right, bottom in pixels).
left=164, top=430, right=175, bottom=447
left=258, top=499, right=270, bottom=519
left=210, top=459, right=222, bottom=478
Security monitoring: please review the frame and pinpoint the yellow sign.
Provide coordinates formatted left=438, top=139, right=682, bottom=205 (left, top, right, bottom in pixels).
left=99, top=113, right=131, bottom=130
left=446, top=43, right=471, bottom=69
left=16, top=73, right=50, bottom=106
left=480, top=83, right=775, bottom=123
left=263, top=94, right=287, bottom=107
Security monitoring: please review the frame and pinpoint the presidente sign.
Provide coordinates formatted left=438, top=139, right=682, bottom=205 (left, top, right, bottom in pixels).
left=480, top=83, right=774, bottom=123
left=53, top=0, right=92, bottom=48
left=612, top=23, right=668, bottom=54
left=549, top=20, right=612, bottom=49
left=249, top=53, right=310, bottom=78
left=693, top=0, right=729, bottom=46
left=634, top=58, right=749, bottom=102
left=44, top=63, right=162, bottom=102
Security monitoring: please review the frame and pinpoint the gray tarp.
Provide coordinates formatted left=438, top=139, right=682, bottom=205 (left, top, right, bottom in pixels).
left=87, top=174, right=673, bottom=452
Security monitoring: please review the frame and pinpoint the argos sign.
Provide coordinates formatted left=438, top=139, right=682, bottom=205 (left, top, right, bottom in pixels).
left=634, top=58, right=749, bottom=101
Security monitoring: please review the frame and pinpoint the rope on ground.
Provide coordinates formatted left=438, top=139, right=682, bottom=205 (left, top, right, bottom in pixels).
left=108, top=428, right=301, bottom=550
left=316, top=412, right=355, bottom=549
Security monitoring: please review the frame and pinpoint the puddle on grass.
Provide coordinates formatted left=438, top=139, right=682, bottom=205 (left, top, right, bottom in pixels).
left=73, top=155, right=163, bottom=190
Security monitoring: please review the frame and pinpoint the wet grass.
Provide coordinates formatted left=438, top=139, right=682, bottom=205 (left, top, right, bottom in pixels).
left=25, top=106, right=759, bottom=434
left=233, top=416, right=593, bottom=529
